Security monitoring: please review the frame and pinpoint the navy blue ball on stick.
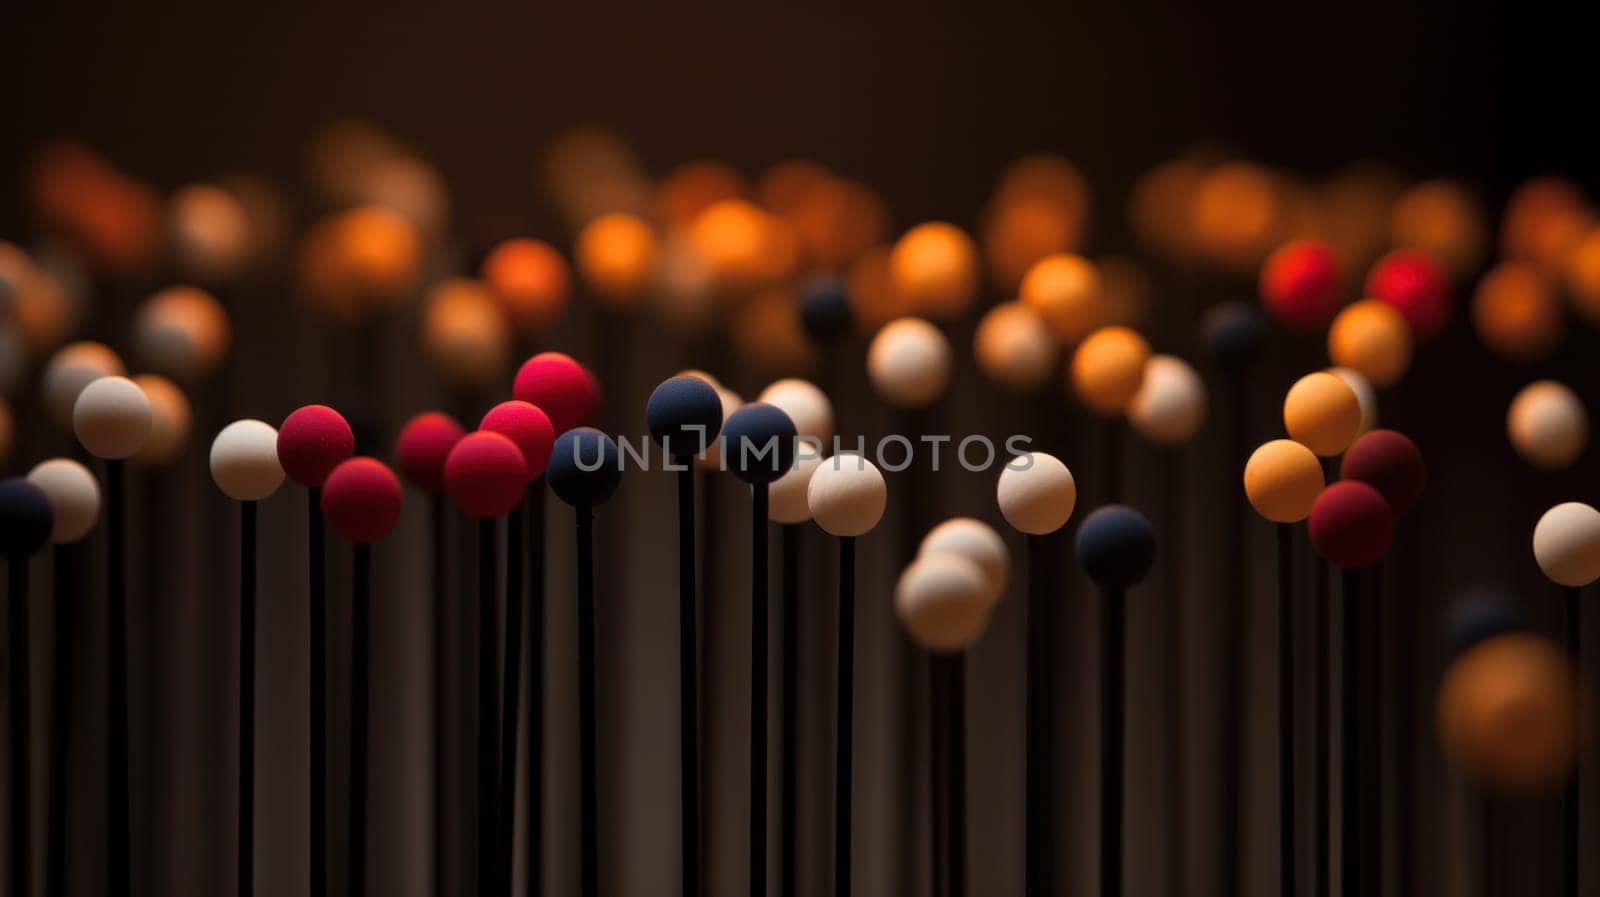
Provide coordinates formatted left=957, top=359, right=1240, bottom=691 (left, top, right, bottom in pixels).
left=1201, top=301, right=1266, bottom=375
left=646, top=376, right=725, bottom=459
left=721, top=403, right=798, bottom=485
left=799, top=276, right=853, bottom=345
left=0, top=478, right=55, bottom=558
left=1446, top=590, right=1524, bottom=657
left=548, top=427, right=623, bottom=508
left=1075, top=504, right=1156, bottom=590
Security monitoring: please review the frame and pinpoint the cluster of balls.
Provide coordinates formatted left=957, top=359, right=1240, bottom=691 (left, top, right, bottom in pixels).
left=1245, top=371, right=1426, bottom=568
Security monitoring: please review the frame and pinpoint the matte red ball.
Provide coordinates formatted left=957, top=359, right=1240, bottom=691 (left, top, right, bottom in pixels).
left=320, top=457, right=403, bottom=544
left=278, top=404, right=355, bottom=487
left=444, top=430, right=527, bottom=518
left=1260, top=239, right=1341, bottom=330
left=512, top=352, right=599, bottom=433
left=394, top=411, right=465, bottom=494
left=1339, top=428, right=1426, bottom=516
left=1308, top=480, right=1395, bottom=569
left=480, top=400, right=555, bottom=481
left=1366, top=248, right=1451, bottom=342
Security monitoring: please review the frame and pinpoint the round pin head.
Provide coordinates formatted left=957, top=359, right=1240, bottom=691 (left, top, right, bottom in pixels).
left=1308, top=481, right=1394, bottom=569
left=73, top=376, right=153, bottom=460
left=25, top=459, right=100, bottom=543
left=1075, top=505, right=1156, bottom=590
left=481, top=400, right=556, bottom=481
left=1339, top=429, right=1426, bottom=516
left=210, top=419, right=286, bottom=502
left=996, top=452, right=1077, bottom=535
left=394, top=412, right=465, bottom=494
left=278, top=404, right=355, bottom=488
left=444, top=430, right=527, bottom=519
left=320, top=457, right=404, bottom=543
left=646, top=375, right=725, bottom=459
left=547, top=427, right=624, bottom=508
left=806, top=453, right=887, bottom=538
left=513, top=351, right=598, bottom=434
left=720, top=403, right=798, bottom=486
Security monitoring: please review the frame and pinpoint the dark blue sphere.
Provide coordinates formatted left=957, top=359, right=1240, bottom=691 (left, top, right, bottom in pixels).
left=646, top=376, right=724, bottom=459
left=0, top=478, right=55, bottom=558
left=547, top=427, right=623, bottom=508
left=1075, top=504, right=1156, bottom=590
left=720, top=402, right=798, bottom=485
left=1201, top=300, right=1266, bottom=375
left=1446, top=589, right=1524, bottom=657
left=798, top=276, right=853, bottom=345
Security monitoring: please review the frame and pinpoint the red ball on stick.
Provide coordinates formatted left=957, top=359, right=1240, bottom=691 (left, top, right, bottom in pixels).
left=278, top=404, right=355, bottom=487
left=1308, top=480, right=1395, bottom=569
left=480, top=400, right=555, bottom=481
left=1260, top=239, right=1340, bottom=329
left=1366, top=248, right=1452, bottom=341
left=1339, top=428, right=1426, bottom=516
left=394, top=411, right=465, bottom=494
left=513, top=352, right=599, bottom=433
left=320, top=457, right=403, bottom=543
left=443, top=430, right=527, bottom=518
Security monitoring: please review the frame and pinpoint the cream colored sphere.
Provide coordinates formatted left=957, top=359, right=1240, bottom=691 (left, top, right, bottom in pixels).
left=919, top=518, right=1009, bottom=608
left=807, top=453, right=888, bottom=537
left=769, top=451, right=822, bottom=524
left=42, top=341, right=125, bottom=427
left=210, top=419, right=286, bottom=502
left=1327, top=367, right=1378, bottom=435
left=1533, top=502, right=1600, bottom=587
left=25, top=458, right=101, bottom=543
left=697, top=385, right=744, bottom=472
left=974, top=301, right=1058, bottom=393
left=72, top=376, right=152, bottom=460
left=1507, top=380, right=1588, bottom=471
left=895, top=552, right=993, bottom=653
left=758, top=378, right=834, bottom=443
left=996, top=451, right=1077, bottom=535
left=1127, top=354, right=1207, bottom=446
left=867, top=317, right=952, bottom=408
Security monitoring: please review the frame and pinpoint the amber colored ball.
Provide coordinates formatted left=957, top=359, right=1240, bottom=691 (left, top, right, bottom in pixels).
left=888, top=222, right=980, bottom=321
left=1507, top=380, right=1588, bottom=471
left=1019, top=253, right=1101, bottom=345
left=421, top=278, right=510, bottom=388
left=1502, top=176, right=1593, bottom=273
left=1326, top=299, right=1412, bottom=389
left=1389, top=179, right=1488, bottom=276
left=974, top=302, right=1057, bottom=393
left=480, top=238, right=571, bottom=334
left=1563, top=227, right=1600, bottom=327
left=981, top=196, right=1079, bottom=292
left=298, top=205, right=422, bottom=319
left=1283, top=371, right=1362, bottom=457
left=1472, top=261, right=1565, bottom=363
left=1069, top=326, right=1151, bottom=416
left=574, top=212, right=658, bottom=307
left=1438, top=634, right=1581, bottom=794
left=1243, top=439, right=1325, bottom=523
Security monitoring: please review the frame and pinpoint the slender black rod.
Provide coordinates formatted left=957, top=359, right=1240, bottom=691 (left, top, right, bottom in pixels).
left=499, top=502, right=525, bottom=896
left=1220, top=375, right=1246, bottom=897
left=47, top=543, right=80, bottom=897
left=948, top=655, right=967, bottom=897
left=240, top=501, right=258, bottom=897
left=835, top=536, right=856, bottom=897
left=929, top=656, right=949, bottom=897
left=780, top=523, right=800, bottom=897
left=677, top=466, right=701, bottom=897
left=577, top=506, right=599, bottom=897
left=751, top=485, right=770, bottom=897
left=349, top=544, right=371, bottom=897
left=1276, top=523, right=1296, bottom=897
left=1314, top=548, right=1331, bottom=897
left=1358, top=569, right=1382, bottom=897
left=7, top=554, right=32, bottom=897
left=1564, top=585, right=1581, bottom=897
left=429, top=494, right=449, bottom=896
left=478, top=517, right=500, bottom=896
left=107, top=458, right=130, bottom=897
left=1158, top=451, right=1186, bottom=897
left=1340, top=568, right=1359, bottom=897
left=309, top=487, right=327, bottom=897
left=527, top=479, right=547, bottom=897
left=1101, top=587, right=1125, bottom=897
left=1024, top=533, right=1048, bottom=897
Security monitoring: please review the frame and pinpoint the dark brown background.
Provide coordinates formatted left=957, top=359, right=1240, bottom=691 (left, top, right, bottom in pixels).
left=4, top=1, right=1599, bottom=896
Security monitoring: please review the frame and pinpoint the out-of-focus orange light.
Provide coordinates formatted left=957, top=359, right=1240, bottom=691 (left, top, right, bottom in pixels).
left=1191, top=161, right=1286, bottom=273
left=1389, top=180, right=1488, bottom=277
left=1473, top=261, right=1565, bottom=362
left=686, top=199, right=789, bottom=295
left=575, top=212, right=659, bottom=308
left=480, top=238, right=571, bottom=334
left=1563, top=227, right=1600, bottom=326
left=658, top=161, right=748, bottom=232
left=421, top=278, right=510, bottom=387
left=1130, top=156, right=1209, bottom=259
left=888, top=222, right=980, bottom=321
left=1019, top=253, right=1100, bottom=345
left=845, top=246, right=913, bottom=333
left=298, top=205, right=423, bottom=320
left=1503, top=177, right=1593, bottom=274
left=730, top=286, right=815, bottom=374
left=29, top=140, right=162, bottom=277
left=1438, top=633, right=1582, bottom=795
left=982, top=196, right=1077, bottom=292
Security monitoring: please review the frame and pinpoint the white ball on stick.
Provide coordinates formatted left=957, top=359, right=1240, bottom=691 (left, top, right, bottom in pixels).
left=895, top=552, right=992, bottom=653
left=919, top=518, right=1009, bottom=608
left=25, top=458, right=101, bottom=543
left=996, top=451, right=1077, bottom=535
left=807, top=453, right=888, bottom=537
left=72, top=376, right=152, bottom=460
left=1533, top=501, right=1600, bottom=588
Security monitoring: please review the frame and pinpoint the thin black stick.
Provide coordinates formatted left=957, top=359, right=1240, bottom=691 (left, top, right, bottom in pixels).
left=948, top=654, right=967, bottom=897
left=7, top=554, right=32, bottom=897
left=499, top=502, right=525, bottom=896
left=780, top=523, right=800, bottom=897
left=1563, top=585, right=1581, bottom=897
left=240, top=501, right=258, bottom=897
left=1220, top=376, right=1246, bottom=897
left=1340, top=568, right=1359, bottom=897
left=107, top=458, right=130, bottom=897
left=309, top=487, right=327, bottom=897
left=527, top=479, right=547, bottom=897
left=1277, top=524, right=1295, bottom=897
left=1314, top=543, right=1331, bottom=897
left=478, top=517, right=499, bottom=896
left=47, top=542, right=81, bottom=897
left=1101, top=587, right=1125, bottom=897
left=751, top=484, right=770, bottom=897
left=429, top=494, right=449, bottom=896
left=929, top=656, right=949, bottom=897
left=835, top=536, right=856, bottom=897
left=1157, top=450, right=1187, bottom=897
left=349, top=544, right=371, bottom=897
left=577, top=505, right=598, bottom=897
left=677, top=466, right=701, bottom=897
left=1358, top=568, right=1381, bottom=897
left=1024, top=533, right=1048, bottom=897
